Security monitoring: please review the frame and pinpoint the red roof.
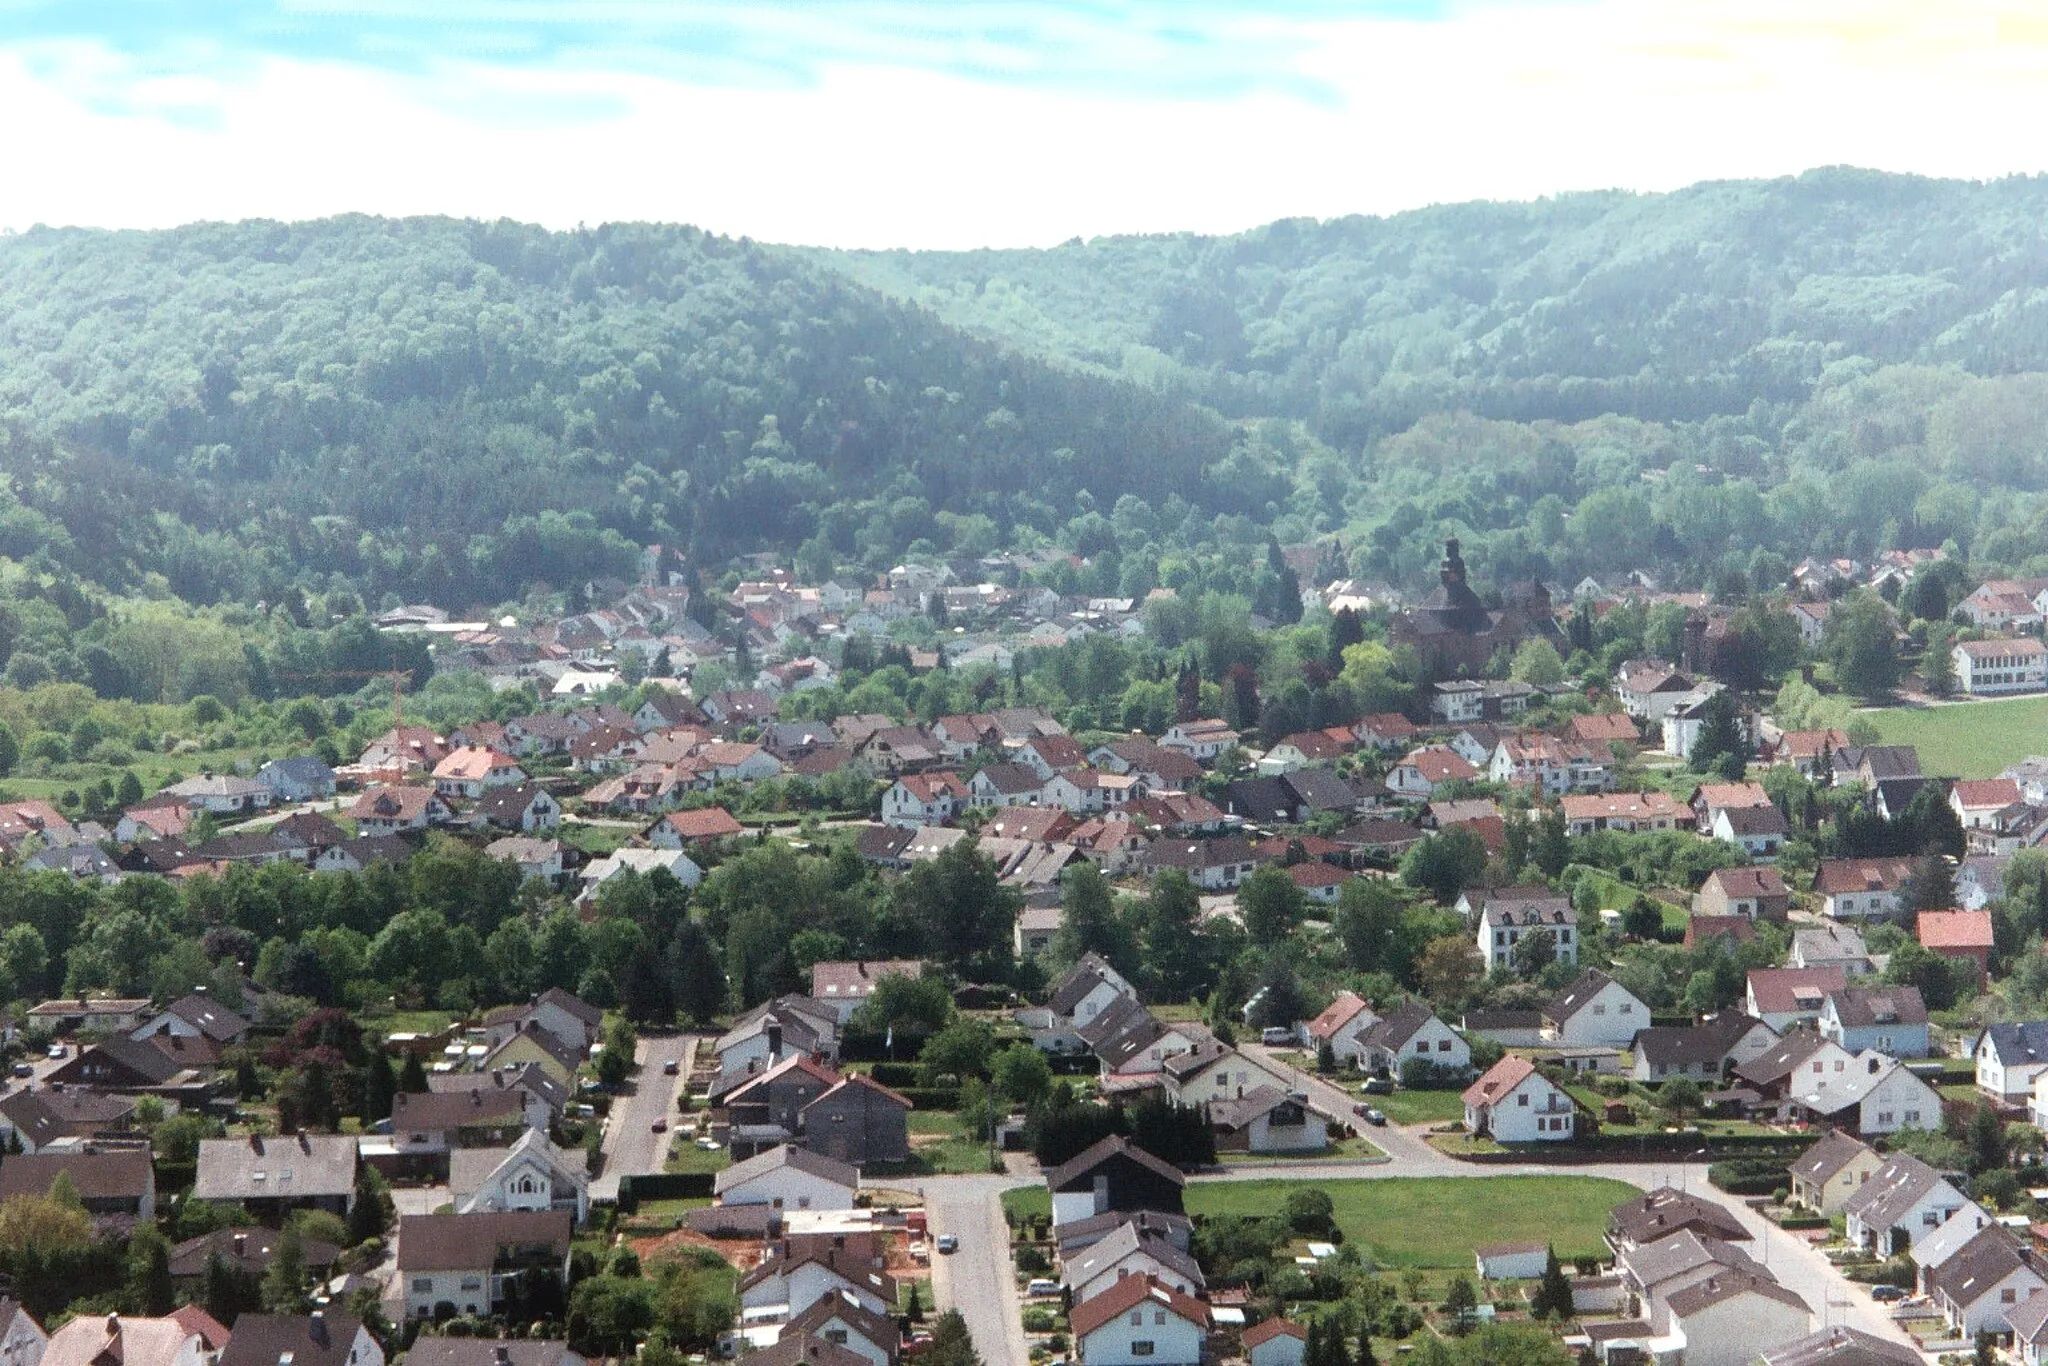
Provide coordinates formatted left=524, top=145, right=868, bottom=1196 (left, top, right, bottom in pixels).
left=1241, top=1320, right=1306, bottom=1348
left=1918, top=910, right=1994, bottom=951
left=1568, top=713, right=1639, bottom=744
left=1287, top=863, right=1350, bottom=889
left=1953, top=779, right=2022, bottom=810
left=1462, top=1055, right=1539, bottom=1108
left=1400, top=747, right=1478, bottom=783
left=662, top=807, right=745, bottom=840
left=1306, top=991, right=1373, bottom=1041
left=1070, top=1275, right=1211, bottom=1339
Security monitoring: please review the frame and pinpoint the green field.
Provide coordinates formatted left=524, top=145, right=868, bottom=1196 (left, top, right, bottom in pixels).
left=1002, top=1186, right=1051, bottom=1221
left=1186, top=1175, right=1636, bottom=1267
left=1371, top=1089, right=1468, bottom=1126
left=1867, top=695, right=2048, bottom=778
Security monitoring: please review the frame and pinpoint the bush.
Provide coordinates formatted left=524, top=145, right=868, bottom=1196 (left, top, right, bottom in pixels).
left=1015, top=1246, right=1049, bottom=1274
left=1021, top=1309, right=1058, bottom=1333
left=1400, top=1058, right=1468, bottom=1090
left=1708, top=1159, right=1786, bottom=1196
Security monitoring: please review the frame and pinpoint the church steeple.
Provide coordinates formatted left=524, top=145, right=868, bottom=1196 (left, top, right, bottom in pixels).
left=1440, top=538, right=1468, bottom=591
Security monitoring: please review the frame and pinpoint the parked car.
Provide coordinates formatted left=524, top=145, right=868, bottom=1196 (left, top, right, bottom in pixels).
left=663, top=1059, right=680, bottom=1075
left=1026, top=1279, right=1061, bottom=1297
left=936, top=1235, right=959, bottom=1254
left=1361, top=1076, right=1394, bottom=1095
left=1361, top=1108, right=1386, bottom=1127
left=1870, top=1285, right=1907, bottom=1303
left=651, top=1118, right=668, bottom=1133
left=44, top=1045, right=63, bottom=1060
left=9, top=1063, right=28, bottom=1078
left=1261, top=1027, right=1296, bottom=1046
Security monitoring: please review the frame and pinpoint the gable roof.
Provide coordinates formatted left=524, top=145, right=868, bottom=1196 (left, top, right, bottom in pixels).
left=1759, top=1326, right=1932, bottom=1366
left=0, top=1149, right=153, bottom=1203
left=1747, top=967, right=1849, bottom=1015
left=395, top=1210, right=573, bottom=1271
left=1665, top=1271, right=1809, bottom=1319
left=1305, top=991, right=1374, bottom=1041
left=1043, top=1136, right=1185, bottom=1193
left=1790, top=1131, right=1878, bottom=1188
left=1241, top=1319, right=1306, bottom=1349
left=1068, top=1274, right=1210, bottom=1339
left=1701, top=865, right=1788, bottom=900
left=1734, top=1029, right=1840, bottom=1087
left=786, top=1292, right=901, bottom=1358
left=1825, top=986, right=1928, bottom=1029
left=42, top=1316, right=199, bottom=1366
left=1461, top=1055, right=1542, bottom=1109
left=1060, top=1220, right=1204, bottom=1291
left=1841, top=1154, right=1954, bottom=1230
left=1609, top=1187, right=1750, bottom=1246
left=712, top=1143, right=859, bottom=1195
left=1919, top=910, right=1994, bottom=951
left=193, top=1133, right=356, bottom=1200
left=218, top=1314, right=368, bottom=1366
left=1979, top=1020, right=2048, bottom=1067
left=1546, top=969, right=1634, bottom=1025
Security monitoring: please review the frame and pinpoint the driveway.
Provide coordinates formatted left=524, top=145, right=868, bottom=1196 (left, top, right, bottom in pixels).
left=1239, top=1040, right=1444, bottom=1166
left=924, top=1173, right=1033, bottom=1366
left=590, top=1034, right=696, bottom=1201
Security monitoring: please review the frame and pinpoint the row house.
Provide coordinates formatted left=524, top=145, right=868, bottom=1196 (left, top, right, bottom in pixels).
left=1559, top=791, right=1688, bottom=837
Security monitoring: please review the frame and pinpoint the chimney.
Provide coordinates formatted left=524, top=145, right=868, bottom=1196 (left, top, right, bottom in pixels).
left=767, top=1024, right=783, bottom=1062
left=308, top=1312, right=327, bottom=1346
left=233, top=1233, right=247, bottom=1257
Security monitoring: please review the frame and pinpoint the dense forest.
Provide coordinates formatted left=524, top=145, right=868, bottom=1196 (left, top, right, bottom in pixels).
left=8, top=170, right=2048, bottom=621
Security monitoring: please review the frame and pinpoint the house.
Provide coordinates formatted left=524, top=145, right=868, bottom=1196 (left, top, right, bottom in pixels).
left=1304, top=991, right=1380, bottom=1067
left=1355, top=714, right=1418, bottom=750
left=130, top=994, right=248, bottom=1048
left=347, top=786, right=452, bottom=835
left=1543, top=970, right=1648, bottom=1048
left=1786, top=1052, right=1943, bottom=1137
left=1662, top=686, right=1751, bottom=761
left=1045, top=1136, right=1186, bottom=1227
left=881, top=774, right=970, bottom=828
left=0, top=1149, right=155, bottom=1218
left=808, top=960, right=925, bottom=1025
left=1629, top=1014, right=1778, bottom=1085
left=1068, top=1275, right=1209, bottom=1366
left=1788, top=1132, right=1884, bottom=1215
left=1157, top=1042, right=1294, bottom=1107
left=713, top=1144, right=859, bottom=1211
left=577, top=848, right=703, bottom=905
left=171, top=1228, right=338, bottom=1289
left=404, top=1343, right=585, bottom=1366
left=484, top=988, right=606, bottom=1054
left=1353, top=1000, right=1470, bottom=1077
left=44, top=1035, right=209, bottom=1095
left=162, top=774, right=273, bottom=814
left=473, top=784, right=561, bottom=833
left=1205, top=1086, right=1326, bottom=1156
left=193, top=1134, right=355, bottom=1216
left=1928, top=1226, right=2047, bottom=1338
left=313, top=834, right=417, bottom=874
left=1014, top=904, right=1064, bottom=959
left=218, top=1314, right=383, bottom=1366
left=712, top=1054, right=840, bottom=1155
left=714, top=997, right=841, bottom=1080
left=39, top=1317, right=202, bottom=1366
left=646, top=807, right=745, bottom=848
left=968, top=763, right=1047, bottom=809
left=1430, top=679, right=1536, bottom=724
left=114, top=801, right=193, bottom=843
left=1559, top=791, right=1687, bottom=837
left=2011, top=1288, right=2048, bottom=1366
left=1918, top=910, right=1994, bottom=987
left=1055, top=1211, right=1193, bottom=1262
left=1663, top=1274, right=1813, bottom=1366
left=1842, top=1153, right=1970, bottom=1256
left=1050, top=954, right=1139, bottom=1029
left=1960, top=579, right=2048, bottom=632
left=1462, top=1056, right=1575, bottom=1142
left=1608, top=1188, right=1751, bottom=1252
left=1813, top=858, right=1915, bottom=920
left=1953, top=637, right=2048, bottom=696
left=1061, top=1222, right=1205, bottom=1300
left=1746, top=969, right=1849, bottom=1033
left=1913, top=1202, right=2002, bottom=1288
left=799, top=1074, right=913, bottom=1166
left=255, top=757, right=337, bottom=802
left=1976, top=1021, right=2048, bottom=1103
left=449, top=1129, right=591, bottom=1223
left=427, top=1066, right=569, bottom=1125
left=1818, top=987, right=1930, bottom=1058
left=1711, top=804, right=1789, bottom=860
left=1952, top=778, right=2024, bottom=830
left=1137, top=836, right=1261, bottom=892
left=27, top=996, right=152, bottom=1035
left=383, top=1088, right=530, bottom=1163
left=1789, top=926, right=1875, bottom=977
left=485, top=836, right=566, bottom=884
left=0, top=1090, right=135, bottom=1154
left=1159, top=720, right=1239, bottom=763
left=1692, top=866, right=1790, bottom=921
left=783, top=1294, right=899, bottom=1366
left=1767, top=729, right=1850, bottom=778
left=1471, top=888, right=1578, bottom=971
left=1241, top=1319, right=1305, bottom=1366
left=737, top=1235, right=897, bottom=1318
left=396, top=1209, right=574, bottom=1320
left=1733, top=1032, right=1860, bottom=1115
left=1684, top=915, right=1758, bottom=953
left=1616, top=660, right=1698, bottom=722
left=1568, top=711, right=1640, bottom=751
left=1387, top=747, right=1478, bottom=798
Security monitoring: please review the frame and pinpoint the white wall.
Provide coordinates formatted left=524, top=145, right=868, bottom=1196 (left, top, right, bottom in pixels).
left=720, top=1167, right=855, bottom=1212
left=1079, top=1310, right=1204, bottom=1366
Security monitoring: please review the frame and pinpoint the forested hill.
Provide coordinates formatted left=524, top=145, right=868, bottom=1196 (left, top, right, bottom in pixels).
left=0, top=216, right=1227, bottom=606
left=817, top=167, right=2048, bottom=447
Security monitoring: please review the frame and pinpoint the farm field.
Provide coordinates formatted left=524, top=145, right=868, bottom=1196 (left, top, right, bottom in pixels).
left=1186, top=1175, right=1637, bottom=1266
left=1866, top=695, right=2048, bottom=778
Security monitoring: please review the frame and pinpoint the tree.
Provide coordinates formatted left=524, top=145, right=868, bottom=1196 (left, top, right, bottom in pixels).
left=1239, top=865, right=1304, bottom=946
left=399, top=1049, right=428, bottom=1093
left=1899, top=854, right=1957, bottom=916
left=990, top=1045, right=1052, bottom=1107
left=360, top=1045, right=395, bottom=1125
left=127, top=1224, right=174, bottom=1315
left=0, top=723, right=18, bottom=778
left=1512, top=926, right=1557, bottom=975
left=1530, top=808, right=1571, bottom=880
left=1533, top=1245, right=1573, bottom=1320
left=1054, top=863, right=1137, bottom=979
left=670, top=920, right=728, bottom=1025
left=261, top=1221, right=308, bottom=1312
left=919, top=1018, right=996, bottom=1084
left=1824, top=592, right=1902, bottom=699
left=851, top=972, right=954, bottom=1042
left=1923, top=624, right=1956, bottom=697
left=1400, top=827, right=1488, bottom=904
left=1687, top=690, right=1746, bottom=777
left=201, top=1250, right=249, bottom=1325
left=1140, top=871, right=1211, bottom=1000
left=1415, top=935, right=1481, bottom=1009
left=349, top=1163, right=393, bottom=1246
left=1334, top=877, right=1407, bottom=977
left=1509, top=639, right=1566, bottom=686
left=1659, top=1078, right=1703, bottom=1120
left=597, top=1016, right=639, bottom=1088
left=1883, top=939, right=1964, bottom=1011
left=923, top=1311, right=979, bottom=1366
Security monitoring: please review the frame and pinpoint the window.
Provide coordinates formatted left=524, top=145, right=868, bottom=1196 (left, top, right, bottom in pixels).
left=826, top=1332, right=848, bottom=1345
left=1517, top=1093, right=1529, bottom=1106
left=1437, top=1039, right=1452, bottom=1052
left=2006, top=1288, right=2020, bottom=1304
left=460, top=1277, right=483, bottom=1292
left=1593, top=1003, right=1606, bottom=1015
left=1131, top=1345, right=1155, bottom=1357
left=1619, top=1002, right=1632, bottom=1013
left=1877, top=1112, right=1893, bottom=1126
left=1905, top=1110, right=1921, bottom=1123
left=1129, top=1314, right=1143, bottom=1327
left=412, top=1279, right=433, bottom=1293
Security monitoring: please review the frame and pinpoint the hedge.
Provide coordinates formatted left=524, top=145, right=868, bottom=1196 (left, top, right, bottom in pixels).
left=1708, top=1159, right=1786, bottom=1196
left=897, top=1087, right=962, bottom=1110
left=617, top=1172, right=715, bottom=1211
left=869, top=1063, right=921, bottom=1088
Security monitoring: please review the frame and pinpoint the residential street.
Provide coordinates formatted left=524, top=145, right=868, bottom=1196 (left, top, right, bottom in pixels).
left=925, top=1173, right=1034, bottom=1366
left=590, top=1033, right=696, bottom=1201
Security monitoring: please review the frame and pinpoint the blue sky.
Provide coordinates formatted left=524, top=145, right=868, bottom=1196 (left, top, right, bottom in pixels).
left=0, top=1, right=2042, bottom=247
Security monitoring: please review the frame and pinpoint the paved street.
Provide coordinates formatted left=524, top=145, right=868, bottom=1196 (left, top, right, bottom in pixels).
left=591, top=1033, right=696, bottom=1201
left=926, top=1174, right=1034, bottom=1366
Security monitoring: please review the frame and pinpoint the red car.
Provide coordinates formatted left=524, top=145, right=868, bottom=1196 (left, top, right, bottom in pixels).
left=651, top=1118, right=668, bottom=1133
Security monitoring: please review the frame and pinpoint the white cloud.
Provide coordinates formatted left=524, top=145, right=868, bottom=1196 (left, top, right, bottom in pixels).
left=3, top=0, right=2048, bottom=247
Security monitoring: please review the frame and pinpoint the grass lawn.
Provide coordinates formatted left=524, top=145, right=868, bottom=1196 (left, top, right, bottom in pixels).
left=1866, top=694, right=2048, bottom=778
left=1217, top=1135, right=1383, bottom=1164
left=664, top=1139, right=731, bottom=1175
left=1373, top=1089, right=1468, bottom=1126
left=1187, top=1175, right=1637, bottom=1267
left=1002, top=1186, right=1051, bottom=1222
left=560, top=820, right=634, bottom=855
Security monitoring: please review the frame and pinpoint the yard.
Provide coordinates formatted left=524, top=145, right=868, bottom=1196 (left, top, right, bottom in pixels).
left=1217, top=1134, right=1384, bottom=1164
left=1002, top=1186, right=1050, bottom=1222
left=1186, top=1175, right=1638, bottom=1267
left=1372, top=1088, right=1468, bottom=1126
left=1866, top=694, right=2048, bottom=778
left=664, top=1137, right=732, bottom=1175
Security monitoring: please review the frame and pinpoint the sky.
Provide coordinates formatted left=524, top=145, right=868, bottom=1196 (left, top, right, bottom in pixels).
left=3, top=1, right=2048, bottom=249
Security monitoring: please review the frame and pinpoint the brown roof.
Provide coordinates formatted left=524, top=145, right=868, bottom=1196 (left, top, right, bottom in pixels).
left=1747, top=968, right=1849, bottom=1015
left=218, top=1313, right=368, bottom=1366
left=166, top=1307, right=230, bottom=1352
left=1306, top=991, right=1373, bottom=1041
left=658, top=807, right=745, bottom=840
left=1462, top=1055, right=1540, bottom=1108
left=395, top=1210, right=573, bottom=1271
left=42, top=1317, right=198, bottom=1366
left=1918, top=910, right=1994, bottom=951
left=170, top=1228, right=340, bottom=1278
left=1813, top=858, right=1914, bottom=896
left=1043, top=1136, right=1186, bottom=1193
left=1241, top=1319, right=1306, bottom=1348
left=0, top=1149, right=152, bottom=1203
left=809, top=959, right=923, bottom=1003
left=390, top=1088, right=526, bottom=1131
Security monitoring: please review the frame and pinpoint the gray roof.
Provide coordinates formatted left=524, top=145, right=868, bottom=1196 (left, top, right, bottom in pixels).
left=194, top=1134, right=356, bottom=1200
left=1979, top=1021, right=2048, bottom=1068
left=1759, top=1327, right=1932, bottom=1366
left=1204, top=1084, right=1302, bottom=1132
left=1664, top=1271, right=1809, bottom=1319
left=1734, top=1029, right=1836, bottom=1088
left=395, top=1210, right=573, bottom=1271
left=1547, top=969, right=1629, bottom=1025
left=712, top=1143, right=858, bottom=1195
left=217, top=1313, right=366, bottom=1366
left=1841, top=1154, right=1956, bottom=1231
left=1825, top=987, right=1927, bottom=1029
left=403, top=1342, right=584, bottom=1366
left=1043, top=1136, right=1185, bottom=1193
left=1790, top=1131, right=1877, bottom=1187
left=1929, top=1225, right=2038, bottom=1309
left=170, top=1228, right=340, bottom=1278
left=1059, top=1221, right=1204, bottom=1291
left=1054, top=1210, right=1192, bottom=1255
left=1356, top=1000, right=1441, bottom=1054
left=1620, top=1229, right=1763, bottom=1294
left=1609, top=1188, right=1750, bottom=1246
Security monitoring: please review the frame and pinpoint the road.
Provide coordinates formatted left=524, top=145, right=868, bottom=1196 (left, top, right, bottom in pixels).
left=926, top=1174, right=1033, bottom=1366
left=590, top=1034, right=696, bottom=1201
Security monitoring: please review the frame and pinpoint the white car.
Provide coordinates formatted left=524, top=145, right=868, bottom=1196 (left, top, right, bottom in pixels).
left=1260, top=1027, right=1296, bottom=1046
left=936, top=1235, right=959, bottom=1254
left=1025, top=1279, right=1061, bottom=1297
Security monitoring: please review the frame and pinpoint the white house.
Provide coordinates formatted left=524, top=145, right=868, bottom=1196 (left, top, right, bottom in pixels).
left=1543, top=970, right=1648, bottom=1049
left=450, top=1130, right=590, bottom=1224
left=1061, top=1222, right=1204, bottom=1302
left=1159, top=721, right=1239, bottom=764
left=1817, top=988, right=1930, bottom=1059
left=1474, top=1242, right=1549, bottom=1281
left=1069, top=1276, right=1209, bottom=1366
left=1461, top=1056, right=1575, bottom=1142
left=880, top=774, right=969, bottom=829
left=577, top=848, right=703, bottom=905
left=256, top=757, right=337, bottom=802
left=1354, top=1001, right=1470, bottom=1077
left=163, top=774, right=273, bottom=814
left=1929, top=1227, right=2047, bottom=1340
left=1240, top=1320, right=1305, bottom=1366
left=1954, top=637, right=2048, bottom=696
left=1664, top=1274, right=1812, bottom=1366
left=1711, top=804, right=1789, bottom=860
left=1843, top=1154, right=1971, bottom=1256
left=1050, top=955, right=1137, bottom=1030
left=397, top=1210, right=573, bottom=1320
left=711, top=1145, right=858, bottom=1212
left=1303, top=991, right=1381, bottom=1067
left=1786, top=1053, right=1942, bottom=1137
left=1471, top=889, right=1577, bottom=972
left=1978, top=1022, right=2048, bottom=1103
left=430, top=747, right=528, bottom=800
